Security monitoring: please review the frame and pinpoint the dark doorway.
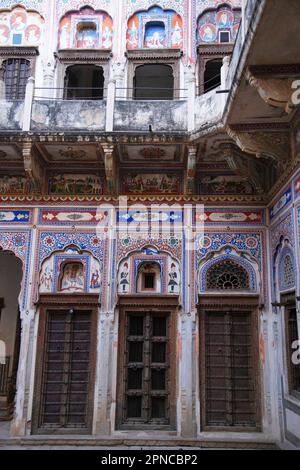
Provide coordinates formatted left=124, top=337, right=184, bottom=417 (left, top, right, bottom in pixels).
left=133, top=64, right=174, bottom=100
left=204, top=59, right=222, bottom=93
left=0, top=251, right=23, bottom=421
left=64, top=64, right=104, bottom=100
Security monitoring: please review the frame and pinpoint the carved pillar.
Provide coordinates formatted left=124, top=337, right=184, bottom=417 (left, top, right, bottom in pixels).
left=102, top=144, right=117, bottom=195
left=184, top=66, right=196, bottom=132
left=22, top=77, right=35, bottom=132
left=185, top=145, right=197, bottom=195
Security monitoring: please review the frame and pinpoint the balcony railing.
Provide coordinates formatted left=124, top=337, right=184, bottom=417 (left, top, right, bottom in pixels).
left=0, top=75, right=226, bottom=133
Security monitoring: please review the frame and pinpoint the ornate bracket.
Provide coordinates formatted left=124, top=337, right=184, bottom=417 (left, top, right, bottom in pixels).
left=246, top=69, right=296, bottom=114
left=101, top=143, right=117, bottom=195
left=22, top=143, right=44, bottom=193
left=185, top=145, right=197, bottom=194
left=227, top=127, right=289, bottom=163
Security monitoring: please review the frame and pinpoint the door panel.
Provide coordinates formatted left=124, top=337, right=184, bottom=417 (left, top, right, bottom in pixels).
left=203, top=310, right=257, bottom=429
left=36, top=309, right=93, bottom=433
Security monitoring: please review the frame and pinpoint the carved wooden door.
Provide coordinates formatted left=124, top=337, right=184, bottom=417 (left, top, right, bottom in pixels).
left=36, top=309, right=94, bottom=433
left=203, top=310, right=258, bottom=428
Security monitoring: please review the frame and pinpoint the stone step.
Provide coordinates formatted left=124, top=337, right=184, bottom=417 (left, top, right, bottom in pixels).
left=0, top=437, right=278, bottom=449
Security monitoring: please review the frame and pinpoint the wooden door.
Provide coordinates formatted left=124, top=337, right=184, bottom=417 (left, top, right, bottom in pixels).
left=123, top=312, right=170, bottom=425
left=201, top=309, right=260, bottom=430
left=33, top=306, right=96, bottom=434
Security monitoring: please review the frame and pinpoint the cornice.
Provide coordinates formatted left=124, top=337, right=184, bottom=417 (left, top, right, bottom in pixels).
left=197, top=43, right=233, bottom=56
left=55, top=49, right=112, bottom=63
left=248, top=64, right=300, bottom=77
left=0, top=194, right=267, bottom=205
left=118, top=294, right=179, bottom=309
left=0, top=46, right=39, bottom=57
left=125, top=48, right=183, bottom=60
left=37, top=293, right=100, bottom=306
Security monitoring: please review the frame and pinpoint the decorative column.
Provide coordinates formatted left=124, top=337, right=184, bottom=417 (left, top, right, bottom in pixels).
left=102, top=143, right=117, bottom=195
left=184, top=65, right=196, bottom=132
left=105, top=78, right=116, bottom=132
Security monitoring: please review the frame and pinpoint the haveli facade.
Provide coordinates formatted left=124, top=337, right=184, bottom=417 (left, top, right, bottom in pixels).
left=0, top=0, right=299, bottom=448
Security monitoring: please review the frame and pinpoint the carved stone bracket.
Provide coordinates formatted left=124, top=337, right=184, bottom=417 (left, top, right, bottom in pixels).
left=22, top=143, right=45, bottom=193
left=101, top=143, right=117, bottom=195
left=227, top=127, right=290, bottom=163
left=246, top=69, right=296, bottom=114
left=185, top=145, right=197, bottom=194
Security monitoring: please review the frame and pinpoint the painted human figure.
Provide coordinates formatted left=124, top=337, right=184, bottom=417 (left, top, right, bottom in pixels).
left=128, top=20, right=138, bottom=48
left=0, top=25, right=9, bottom=45
left=171, top=21, right=183, bottom=47
left=25, top=25, right=40, bottom=44
left=59, top=21, right=70, bottom=49
left=61, top=264, right=84, bottom=292
left=102, top=26, right=112, bottom=48
left=168, top=263, right=178, bottom=293
left=147, top=30, right=164, bottom=48
left=11, top=11, right=26, bottom=32
left=90, top=269, right=100, bottom=289
left=40, top=266, right=53, bottom=292
left=120, top=262, right=129, bottom=293
left=202, top=25, right=215, bottom=42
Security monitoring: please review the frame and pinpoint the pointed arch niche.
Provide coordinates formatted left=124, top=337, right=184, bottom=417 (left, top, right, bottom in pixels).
left=117, top=245, right=180, bottom=296
left=198, top=246, right=260, bottom=295
left=39, top=245, right=101, bottom=295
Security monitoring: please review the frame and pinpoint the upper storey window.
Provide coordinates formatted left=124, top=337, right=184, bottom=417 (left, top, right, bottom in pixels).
left=58, top=7, right=113, bottom=50
left=0, top=5, right=44, bottom=47
left=127, top=6, right=183, bottom=50
left=197, top=5, right=241, bottom=45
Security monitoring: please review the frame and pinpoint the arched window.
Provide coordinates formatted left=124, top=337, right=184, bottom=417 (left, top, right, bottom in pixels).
left=206, top=259, right=250, bottom=290
left=282, top=254, right=295, bottom=289
left=137, top=262, right=161, bottom=293
left=134, top=64, right=174, bottom=100
left=204, top=59, right=222, bottom=93
left=3, top=59, right=30, bottom=100
left=64, top=64, right=104, bottom=100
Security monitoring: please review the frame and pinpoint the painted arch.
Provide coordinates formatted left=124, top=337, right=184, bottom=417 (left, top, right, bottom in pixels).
left=127, top=5, right=183, bottom=50
left=0, top=4, right=44, bottom=46
left=58, top=6, right=113, bottom=50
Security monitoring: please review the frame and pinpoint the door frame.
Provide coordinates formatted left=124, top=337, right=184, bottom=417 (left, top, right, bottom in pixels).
left=32, top=293, right=100, bottom=435
left=198, top=295, right=262, bottom=432
left=116, top=294, right=179, bottom=430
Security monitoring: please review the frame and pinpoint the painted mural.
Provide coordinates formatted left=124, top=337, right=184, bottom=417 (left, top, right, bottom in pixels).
left=58, top=6, right=113, bottom=50
left=198, top=173, right=256, bottom=195
left=39, top=246, right=101, bottom=294
left=48, top=174, right=104, bottom=195
left=197, top=5, right=241, bottom=44
left=117, top=246, right=180, bottom=295
left=0, top=175, right=41, bottom=194
left=121, top=172, right=182, bottom=194
left=127, top=6, right=183, bottom=49
left=0, top=5, right=44, bottom=46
